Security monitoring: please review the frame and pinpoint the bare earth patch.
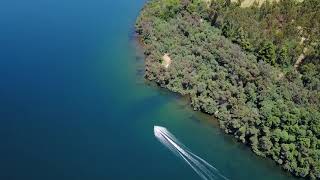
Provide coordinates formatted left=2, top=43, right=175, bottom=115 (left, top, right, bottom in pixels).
left=162, top=53, right=172, bottom=69
left=230, top=0, right=279, bottom=7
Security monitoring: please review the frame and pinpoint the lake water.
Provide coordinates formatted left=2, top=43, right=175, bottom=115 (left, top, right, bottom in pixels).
left=0, top=0, right=298, bottom=179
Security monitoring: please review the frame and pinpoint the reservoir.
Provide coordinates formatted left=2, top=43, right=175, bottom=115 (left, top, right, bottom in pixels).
left=0, top=0, right=298, bottom=179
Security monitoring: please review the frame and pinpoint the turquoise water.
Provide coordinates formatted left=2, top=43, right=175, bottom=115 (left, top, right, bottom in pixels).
left=0, top=0, right=298, bottom=179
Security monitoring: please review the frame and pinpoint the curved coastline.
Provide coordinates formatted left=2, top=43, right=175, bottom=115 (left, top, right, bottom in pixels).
left=135, top=0, right=320, bottom=179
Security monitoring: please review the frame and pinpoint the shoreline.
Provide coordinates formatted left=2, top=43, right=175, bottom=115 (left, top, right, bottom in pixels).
left=136, top=0, right=320, bottom=177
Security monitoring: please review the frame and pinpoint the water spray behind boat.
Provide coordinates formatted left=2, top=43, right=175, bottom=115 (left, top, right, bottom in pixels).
left=154, top=126, right=229, bottom=180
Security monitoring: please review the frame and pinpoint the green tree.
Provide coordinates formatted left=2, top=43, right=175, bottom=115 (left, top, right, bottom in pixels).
left=234, top=27, right=252, bottom=51
left=260, top=136, right=273, bottom=152
left=257, top=41, right=276, bottom=65
left=277, top=45, right=290, bottom=67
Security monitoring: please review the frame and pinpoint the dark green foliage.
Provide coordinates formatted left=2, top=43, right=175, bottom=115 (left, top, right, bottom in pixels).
left=136, top=0, right=320, bottom=179
left=210, top=0, right=320, bottom=89
left=212, top=0, right=319, bottom=67
left=234, top=27, right=252, bottom=52
left=221, top=20, right=235, bottom=38
left=257, top=41, right=277, bottom=65
left=277, top=45, right=290, bottom=67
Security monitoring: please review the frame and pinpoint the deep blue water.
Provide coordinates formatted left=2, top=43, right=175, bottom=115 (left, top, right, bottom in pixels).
left=0, top=0, right=298, bottom=180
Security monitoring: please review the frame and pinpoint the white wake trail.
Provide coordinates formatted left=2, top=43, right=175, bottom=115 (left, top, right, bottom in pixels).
left=154, top=126, right=229, bottom=180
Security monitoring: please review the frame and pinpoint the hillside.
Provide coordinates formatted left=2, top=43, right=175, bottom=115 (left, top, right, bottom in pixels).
left=136, top=0, right=320, bottom=179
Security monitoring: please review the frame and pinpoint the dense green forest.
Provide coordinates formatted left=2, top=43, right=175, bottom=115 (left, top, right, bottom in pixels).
left=136, top=0, right=320, bottom=179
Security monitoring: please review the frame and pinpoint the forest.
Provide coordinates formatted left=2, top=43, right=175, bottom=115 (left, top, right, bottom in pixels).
left=136, top=0, right=320, bottom=179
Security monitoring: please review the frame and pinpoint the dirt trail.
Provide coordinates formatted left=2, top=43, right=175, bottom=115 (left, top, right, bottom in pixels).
left=294, top=47, right=308, bottom=69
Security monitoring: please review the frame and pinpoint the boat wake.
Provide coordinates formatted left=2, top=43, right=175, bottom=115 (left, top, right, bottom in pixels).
left=154, top=126, right=229, bottom=180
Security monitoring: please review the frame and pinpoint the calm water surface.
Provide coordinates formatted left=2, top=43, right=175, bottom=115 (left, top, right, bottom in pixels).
left=0, top=0, right=298, bottom=179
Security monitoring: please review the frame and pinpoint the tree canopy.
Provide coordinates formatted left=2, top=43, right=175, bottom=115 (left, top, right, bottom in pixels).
left=136, top=0, right=320, bottom=179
